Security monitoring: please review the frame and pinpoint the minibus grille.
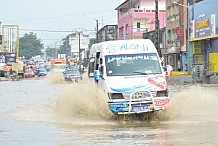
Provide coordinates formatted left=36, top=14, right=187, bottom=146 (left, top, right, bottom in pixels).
left=122, top=91, right=156, bottom=100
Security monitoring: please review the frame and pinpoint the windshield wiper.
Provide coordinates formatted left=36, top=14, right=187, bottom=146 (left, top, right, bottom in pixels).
left=133, top=71, right=161, bottom=75
left=133, top=71, right=148, bottom=75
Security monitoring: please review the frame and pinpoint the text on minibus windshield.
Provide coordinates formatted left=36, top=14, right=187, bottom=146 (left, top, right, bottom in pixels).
left=106, top=54, right=158, bottom=62
left=106, top=44, right=149, bottom=53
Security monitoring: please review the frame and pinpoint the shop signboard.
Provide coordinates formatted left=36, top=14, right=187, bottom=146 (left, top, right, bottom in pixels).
left=195, top=19, right=211, bottom=38
left=193, top=41, right=204, bottom=54
left=0, top=53, right=16, bottom=66
left=211, top=14, right=216, bottom=35
left=194, top=14, right=216, bottom=38
left=190, top=20, right=195, bottom=38
left=194, top=54, right=204, bottom=64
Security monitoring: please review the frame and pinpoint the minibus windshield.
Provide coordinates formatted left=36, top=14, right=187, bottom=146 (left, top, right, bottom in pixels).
left=105, top=53, right=162, bottom=76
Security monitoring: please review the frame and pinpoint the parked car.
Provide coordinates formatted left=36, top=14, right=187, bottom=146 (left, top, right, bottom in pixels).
left=37, top=68, right=48, bottom=77
left=45, top=65, right=51, bottom=72
left=67, top=65, right=78, bottom=71
left=24, top=69, right=35, bottom=78
left=63, top=69, right=82, bottom=82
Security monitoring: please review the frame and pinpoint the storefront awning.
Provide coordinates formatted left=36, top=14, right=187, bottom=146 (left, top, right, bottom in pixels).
left=190, top=34, right=218, bottom=42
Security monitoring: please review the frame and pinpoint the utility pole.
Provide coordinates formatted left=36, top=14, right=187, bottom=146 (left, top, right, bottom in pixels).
left=154, top=0, right=160, bottom=57
left=0, top=22, right=2, bottom=49
left=96, top=19, right=99, bottom=43
left=173, top=1, right=190, bottom=74
left=78, top=32, right=81, bottom=72
left=187, top=3, right=190, bottom=75
left=55, top=42, right=58, bottom=58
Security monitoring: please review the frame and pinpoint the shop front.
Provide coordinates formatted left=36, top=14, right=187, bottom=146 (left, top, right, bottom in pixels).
left=189, top=13, right=218, bottom=82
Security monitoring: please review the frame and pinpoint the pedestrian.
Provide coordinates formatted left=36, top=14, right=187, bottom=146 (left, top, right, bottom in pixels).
left=9, top=67, right=13, bottom=75
left=177, top=60, right=181, bottom=71
left=94, top=70, right=99, bottom=85
left=166, top=65, right=173, bottom=76
left=185, top=62, right=188, bottom=71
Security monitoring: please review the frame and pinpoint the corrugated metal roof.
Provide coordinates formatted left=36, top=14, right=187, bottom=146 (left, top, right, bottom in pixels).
left=115, top=0, right=130, bottom=10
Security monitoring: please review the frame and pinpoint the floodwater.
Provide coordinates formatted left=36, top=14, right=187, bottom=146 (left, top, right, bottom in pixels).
left=0, top=71, right=218, bottom=146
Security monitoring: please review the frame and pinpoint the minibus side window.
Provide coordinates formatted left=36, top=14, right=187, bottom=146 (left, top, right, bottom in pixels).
left=95, top=52, right=100, bottom=70
left=99, top=58, right=104, bottom=76
left=88, top=57, right=95, bottom=77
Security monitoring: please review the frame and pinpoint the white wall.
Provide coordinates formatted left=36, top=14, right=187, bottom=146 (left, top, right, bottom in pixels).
left=69, top=32, right=90, bottom=59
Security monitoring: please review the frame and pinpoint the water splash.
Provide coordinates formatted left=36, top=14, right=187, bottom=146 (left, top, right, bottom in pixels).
left=54, top=76, right=113, bottom=120
left=8, top=71, right=218, bottom=123
left=159, top=84, right=218, bottom=123
left=44, top=70, right=65, bottom=84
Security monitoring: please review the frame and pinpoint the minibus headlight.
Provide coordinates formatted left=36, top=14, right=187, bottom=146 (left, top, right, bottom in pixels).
left=108, top=93, right=124, bottom=100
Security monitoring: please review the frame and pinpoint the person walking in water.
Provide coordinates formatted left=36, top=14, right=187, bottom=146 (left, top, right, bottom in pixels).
left=94, top=70, right=99, bottom=85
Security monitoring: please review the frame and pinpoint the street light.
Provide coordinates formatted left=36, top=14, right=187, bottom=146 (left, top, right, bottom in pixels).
left=154, top=0, right=160, bottom=56
left=71, top=29, right=84, bottom=72
left=78, top=31, right=81, bottom=72
left=173, top=1, right=190, bottom=74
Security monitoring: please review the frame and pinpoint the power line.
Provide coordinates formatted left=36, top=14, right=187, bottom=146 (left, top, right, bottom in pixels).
left=20, top=28, right=95, bottom=33
left=3, top=9, right=114, bottom=22
left=19, top=29, right=95, bottom=42
left=20, top=29, right=72, bottom=33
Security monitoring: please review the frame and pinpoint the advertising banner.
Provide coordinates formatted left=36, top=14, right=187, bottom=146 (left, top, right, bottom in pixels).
left=194, top=14, right=216, bottom=38
left=190, top=20, right=195, bottom=38
left=193, top=41, right=204, bottom=54
left=0, top=53, right=16, bottom=66
left=175, top=27, right=184, bottom=43
left=211, top=14, right=216, bottom=35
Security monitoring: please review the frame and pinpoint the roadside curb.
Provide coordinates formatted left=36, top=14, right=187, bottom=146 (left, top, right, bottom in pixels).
left=0, top=77, right=10, bottom=81
left=166, top=75, right=195, bottom=84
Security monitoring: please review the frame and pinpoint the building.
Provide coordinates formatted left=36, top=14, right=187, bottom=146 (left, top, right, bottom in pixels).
left=115, top=0, right=166, bottom=40
left=164, top=0, right=189, bottom=71
left=69, top=32, right=90, bottom=62
left=1, top=25, right=19, bottom=58
left=189, top=0, right=218, bottom=82
left=97, top=25, right=118, bottom=43
left=143, top=27, right=166, bottom=58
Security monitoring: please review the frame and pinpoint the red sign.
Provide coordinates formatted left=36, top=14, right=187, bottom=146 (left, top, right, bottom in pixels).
left=175, top=27, right=184, bottom=43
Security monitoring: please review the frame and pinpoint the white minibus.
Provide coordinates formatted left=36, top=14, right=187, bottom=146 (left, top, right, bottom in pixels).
left=88, top=39, right=169, bottom=114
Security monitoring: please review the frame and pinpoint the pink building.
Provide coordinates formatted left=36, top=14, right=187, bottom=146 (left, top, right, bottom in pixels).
left=115, top=0, right=166, bottom=40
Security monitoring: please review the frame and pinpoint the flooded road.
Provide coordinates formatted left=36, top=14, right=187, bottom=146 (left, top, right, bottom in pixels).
left=1, top=73, right=218, bottom=146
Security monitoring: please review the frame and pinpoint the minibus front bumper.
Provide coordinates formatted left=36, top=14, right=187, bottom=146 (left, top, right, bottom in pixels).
left=108, top=90, right=169, bottom=114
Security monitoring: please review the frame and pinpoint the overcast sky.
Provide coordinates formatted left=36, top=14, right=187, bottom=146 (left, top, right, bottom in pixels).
left=0, top=0, right=124, bottom=47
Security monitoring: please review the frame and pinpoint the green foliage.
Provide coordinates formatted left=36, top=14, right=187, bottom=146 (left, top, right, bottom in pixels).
left=45, top=35, right=71, bottom=59
left=45, top=47, right=56, bottom=58
left=59, top=35, right=71, bottom=57
left=19, top=32, right=43, bottom=59
left=89, top=38, right=96, bottom=49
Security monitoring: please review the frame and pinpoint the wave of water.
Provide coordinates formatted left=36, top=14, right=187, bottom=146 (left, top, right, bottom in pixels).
left=7, top=70, right=218, bottom=124
left=44, top=70, right=65, bottom=84
left=54, top=76, right=113, bottom=120
left=158, top=84, right=218, bottom=123
left=3, top=75, right=218, bottom=145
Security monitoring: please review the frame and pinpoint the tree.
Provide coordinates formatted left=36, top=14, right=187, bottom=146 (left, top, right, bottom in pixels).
left=19, top=32, right=44, bottom=59
left=59, top=35, right=71, bottom=57
left=45, top=46, right=56, bottom=58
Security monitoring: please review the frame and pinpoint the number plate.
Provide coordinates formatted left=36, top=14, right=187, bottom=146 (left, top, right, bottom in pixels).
left=132, top=106, right=149, bottom=112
